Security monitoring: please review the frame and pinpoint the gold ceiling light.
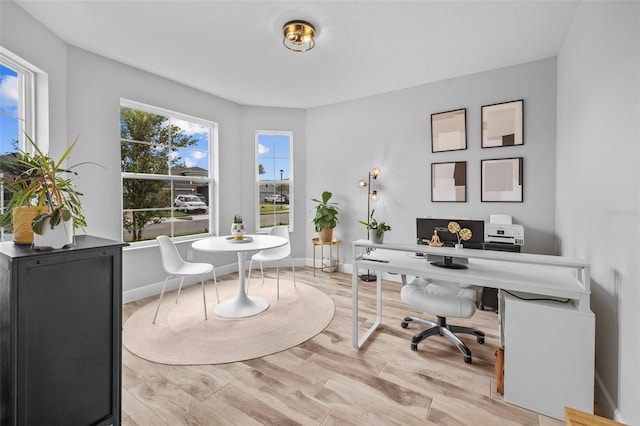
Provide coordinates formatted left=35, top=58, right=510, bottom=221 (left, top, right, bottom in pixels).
left=282, top=20, right=316, bottom=52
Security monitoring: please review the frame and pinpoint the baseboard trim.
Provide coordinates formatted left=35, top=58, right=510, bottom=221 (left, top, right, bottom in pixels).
left=595, top=370, right=627, bottom=423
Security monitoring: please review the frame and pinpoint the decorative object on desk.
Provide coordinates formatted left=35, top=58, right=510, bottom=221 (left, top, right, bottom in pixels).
left=359, top=209, right=391, bottom=244
left=448, top=221, right=472, bottom=248
left=432, top=161, right=466, bottom=202
left=427, top=229, right=443, bottom=247
left=0, top=135, right=94, bottom=248
left=311, top=191, right=339, bottom=242
left=123, top=279, right=334, bottom=365
left=225, top=235, right=253, bottom=243
left=230, top=213, right=246, bottom=240
left=431, top=108, right=467, bottom=153
left=481, top=157, right=523, bottom=202
left=482, top=99, right=524, bottom=148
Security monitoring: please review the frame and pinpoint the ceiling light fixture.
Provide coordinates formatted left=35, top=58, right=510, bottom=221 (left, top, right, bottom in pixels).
left=282, top=20, right=316, bottom=52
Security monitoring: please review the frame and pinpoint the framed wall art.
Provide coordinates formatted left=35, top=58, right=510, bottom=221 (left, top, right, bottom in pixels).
left=431, top=161, right=466, bottom=202
left=481, top=157, right=523, bottom=202
left=431, top=108, right=467, bottom=152
left=481, top=99, right=523, bottom=148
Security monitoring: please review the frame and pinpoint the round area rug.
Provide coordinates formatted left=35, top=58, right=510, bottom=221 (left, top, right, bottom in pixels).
left=123, top=279, right=334, bottom=365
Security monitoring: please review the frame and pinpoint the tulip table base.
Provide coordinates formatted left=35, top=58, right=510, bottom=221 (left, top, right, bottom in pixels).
left=213, top=251, right=269, bottom=318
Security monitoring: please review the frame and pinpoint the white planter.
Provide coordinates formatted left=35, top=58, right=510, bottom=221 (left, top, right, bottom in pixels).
left=33, top=218, right=74, bottom=249
left=230, top=222, right=246, bottom=240
left=368, top=229, right=384, bottom=244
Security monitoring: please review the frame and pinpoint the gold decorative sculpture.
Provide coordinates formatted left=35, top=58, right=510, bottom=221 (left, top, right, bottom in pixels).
left=428, top=229, right=443, bottom=247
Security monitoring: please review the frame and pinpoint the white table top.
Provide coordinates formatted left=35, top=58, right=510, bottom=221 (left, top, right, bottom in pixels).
left=192, top=234, right=287, bottom=253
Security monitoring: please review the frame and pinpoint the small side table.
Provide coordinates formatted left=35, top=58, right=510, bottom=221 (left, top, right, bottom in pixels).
left=312, top=237, right=341, bottom=278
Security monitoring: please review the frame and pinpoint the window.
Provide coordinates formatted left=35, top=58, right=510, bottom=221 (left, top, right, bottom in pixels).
left=0, top=48, right=39, bottom=241
left=256, top=131, right=292, bottom=231
left=120, top=99, right=217, bottom=243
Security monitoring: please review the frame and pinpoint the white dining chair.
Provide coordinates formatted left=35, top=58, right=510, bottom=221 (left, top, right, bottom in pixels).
left=153, top=235, right=220, bottom=324
left=247, top=225, right=295, bottom=299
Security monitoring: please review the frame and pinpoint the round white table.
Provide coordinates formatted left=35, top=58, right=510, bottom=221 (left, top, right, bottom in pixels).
left=192, top=234, right=287, bottom=318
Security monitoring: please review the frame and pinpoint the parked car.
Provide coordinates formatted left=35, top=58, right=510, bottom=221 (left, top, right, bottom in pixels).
left=174, top=194, right=207, bottom=213
left=263, top=194, right=289, bottom=204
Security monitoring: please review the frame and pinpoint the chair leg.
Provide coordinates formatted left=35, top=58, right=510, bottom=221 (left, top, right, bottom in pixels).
left=212, top=267, right=220, bottom=303
left=200, top=276, right=207, bottom=320
left=247, top=258, right=254, bottom=293
left=276, top=261, right=280, bottom=299
left=175, top=277, right=185, bottom=303
left=153, top=275, right=172, bottom=324
left=259, top=261, right=264, bottom=284
left=401, top=315, right=483, bottom=364
left=290, top=256, right=296, bottom=287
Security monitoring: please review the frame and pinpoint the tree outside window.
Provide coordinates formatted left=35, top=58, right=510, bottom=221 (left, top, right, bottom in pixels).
left=120, top=100, right=215, bottom=243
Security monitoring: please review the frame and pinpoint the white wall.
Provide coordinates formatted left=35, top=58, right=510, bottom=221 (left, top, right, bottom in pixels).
left=306, top=58, right=558, bottom=266
left=0, top=0, right=67, bottom=156
left=64, top=47, right=309, bottom=301
left=556, top=2, right=639, bottom=423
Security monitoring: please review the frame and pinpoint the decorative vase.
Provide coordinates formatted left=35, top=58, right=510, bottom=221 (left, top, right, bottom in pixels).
left=455, top=243, right=463, bottom=249
left=319, top=228, right=333, bottom=243
left=369, top=229, right=384, bottom=244
left=230, top=221, right=246, bottom=240
left=33, top=218, right=74, bottom=249
left=11, top=206, right=38, bottom=245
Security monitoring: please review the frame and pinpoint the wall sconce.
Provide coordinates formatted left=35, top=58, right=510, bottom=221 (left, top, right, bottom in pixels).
left=358, top=167, right=381, bottom=282
left=282, top=20, right=316, bottom=52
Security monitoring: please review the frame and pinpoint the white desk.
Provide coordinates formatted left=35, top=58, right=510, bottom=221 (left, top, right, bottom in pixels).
left=351, top=239, right=594, bottom=420
left=193, top=235, right=287, bottom=318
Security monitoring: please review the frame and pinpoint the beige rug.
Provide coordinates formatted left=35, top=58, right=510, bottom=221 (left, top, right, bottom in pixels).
left=123, top=279, right=334, bottom=365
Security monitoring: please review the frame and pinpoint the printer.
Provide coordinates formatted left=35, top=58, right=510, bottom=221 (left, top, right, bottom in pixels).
left=484, top=214, right=524, bottom=246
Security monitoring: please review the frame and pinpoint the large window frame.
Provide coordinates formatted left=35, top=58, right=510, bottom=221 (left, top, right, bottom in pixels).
left=1, top=47, right=48, bottom=241
left=120, top=99, right=218, bottom=245
left=255, top=130, right=293, bottom=232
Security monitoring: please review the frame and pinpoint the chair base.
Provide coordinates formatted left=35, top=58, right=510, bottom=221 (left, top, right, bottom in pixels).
left=401, top=315, right=485, bottom=364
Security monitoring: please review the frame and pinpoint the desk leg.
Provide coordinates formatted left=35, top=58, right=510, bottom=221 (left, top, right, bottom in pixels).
left=313, top=243, right=316, bottom=277
left=352, top=268, right=383, bottom=349
left=214, top=252, right=269, bottom=318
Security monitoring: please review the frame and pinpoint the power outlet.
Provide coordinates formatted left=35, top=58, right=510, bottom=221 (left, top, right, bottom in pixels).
left=187, top=250, right=194, bottom=261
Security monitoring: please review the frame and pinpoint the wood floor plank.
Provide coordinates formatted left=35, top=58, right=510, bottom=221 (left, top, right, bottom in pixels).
left=121, top=268, right=582, bottom=425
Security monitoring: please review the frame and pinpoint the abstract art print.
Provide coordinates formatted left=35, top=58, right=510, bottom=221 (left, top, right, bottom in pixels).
left=481, top=100, right=524, bottom=148
left=431, top=108, right=467, bottom=152
left=432, top=161, right=466, bottom=202
left=481, top=157, right=523, bottom=202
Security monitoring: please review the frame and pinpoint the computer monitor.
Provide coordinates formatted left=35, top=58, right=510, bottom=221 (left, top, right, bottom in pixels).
left=416, top=218, right=485, bottom=269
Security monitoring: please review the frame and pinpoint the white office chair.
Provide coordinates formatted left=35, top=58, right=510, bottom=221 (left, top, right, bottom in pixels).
left=153, top=235, right=220, bottom=324
left=400, top=277, right=485, bottom=363
left=247, top=225, right=295, bottom=299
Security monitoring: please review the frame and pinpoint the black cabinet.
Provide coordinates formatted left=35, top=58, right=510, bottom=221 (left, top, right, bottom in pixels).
left=0, top=235, right=126, bottom=426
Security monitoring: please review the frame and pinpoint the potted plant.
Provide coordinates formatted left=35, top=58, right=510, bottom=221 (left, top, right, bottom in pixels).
left=230, top=213, right=246, bottom=240
left=311, top=191, right=339, bottom=242
left=0, top=135, right=88, bottom=248
left=359, top=209, right=391, bottom=244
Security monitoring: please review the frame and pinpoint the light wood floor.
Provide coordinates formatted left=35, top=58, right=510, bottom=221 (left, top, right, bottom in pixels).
left=122, top=268, right=566, bottom=426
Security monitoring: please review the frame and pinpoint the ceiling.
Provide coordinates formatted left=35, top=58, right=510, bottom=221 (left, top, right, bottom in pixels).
left=15, top=0, right=579, bottom=109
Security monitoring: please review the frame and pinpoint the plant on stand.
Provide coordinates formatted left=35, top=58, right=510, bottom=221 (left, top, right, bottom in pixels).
left=359, top=209, right=391, bottom=244
left=0, top=135, right=89, bottom=248
left=311, top=191, right=339, bottom=242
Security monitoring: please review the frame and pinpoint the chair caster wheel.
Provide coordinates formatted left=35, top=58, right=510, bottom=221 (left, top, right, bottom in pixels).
left=477, top=336, right=485, bottom=344
left=401, top=322, right=409, bottom=328
left=464, top=356, right=472, bottom=364
left=411, top=343, right=418, bottom=351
